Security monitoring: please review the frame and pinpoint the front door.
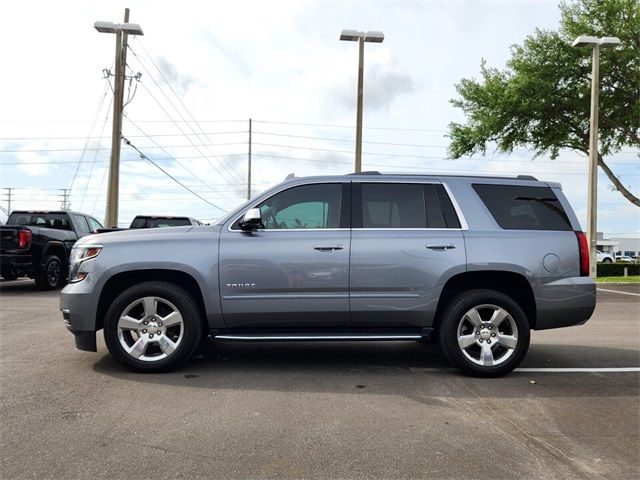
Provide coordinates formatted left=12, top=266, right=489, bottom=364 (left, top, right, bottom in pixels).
left=219, top=182, right=351, bottom=328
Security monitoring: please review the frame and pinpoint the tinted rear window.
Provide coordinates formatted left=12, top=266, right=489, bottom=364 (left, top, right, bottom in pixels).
left=7, top=213, right=72, bottom=231
left=361, top=183, right=426, bottom=228
left=130, top=217, right=192, bottom=228
left=473, top=184, right=572, bottom=231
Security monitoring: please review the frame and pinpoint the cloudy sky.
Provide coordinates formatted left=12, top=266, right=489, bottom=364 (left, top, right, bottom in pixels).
left=0, top=0, right=638, bottom=234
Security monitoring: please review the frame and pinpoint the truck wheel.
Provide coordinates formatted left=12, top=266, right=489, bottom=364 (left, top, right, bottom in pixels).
left=103, top=281, right=203, bottom=373
left=603, top=257, right=612, bottom=263
left=35, top=255, right=66, bottom=290
left=437, top=289, right=530, bottom=378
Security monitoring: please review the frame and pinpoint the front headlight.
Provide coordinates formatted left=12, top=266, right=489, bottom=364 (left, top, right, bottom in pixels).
left=69, top=245, right=102, bottom=283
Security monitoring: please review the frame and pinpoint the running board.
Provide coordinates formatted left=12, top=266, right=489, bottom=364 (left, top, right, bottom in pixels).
left=213, top=333, right=424, bottom=342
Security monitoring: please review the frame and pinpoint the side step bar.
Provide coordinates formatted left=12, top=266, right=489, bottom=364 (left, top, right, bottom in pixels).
left=214, top=333, right=424, bottom=342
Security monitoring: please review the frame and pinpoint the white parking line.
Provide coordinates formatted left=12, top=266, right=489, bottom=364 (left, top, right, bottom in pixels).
left=409, top=367, right=640, bottom=373
left=516, top=367, right=640, bottom=373
left=597, top=288, right=640, bottom=297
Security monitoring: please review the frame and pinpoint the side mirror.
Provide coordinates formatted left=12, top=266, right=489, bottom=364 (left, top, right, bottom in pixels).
left=239, top=208, right=264, bottom=231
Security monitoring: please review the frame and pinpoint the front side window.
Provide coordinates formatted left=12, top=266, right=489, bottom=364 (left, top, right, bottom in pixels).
left=255, top=183, right=343, bottom=230
left=87, top=217, right=103, bottom=232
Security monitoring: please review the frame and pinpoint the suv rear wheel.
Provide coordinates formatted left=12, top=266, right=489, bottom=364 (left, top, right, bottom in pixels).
left=104, top=281, right=203, bottom=372
left=438, top=289, right=530, bottom=377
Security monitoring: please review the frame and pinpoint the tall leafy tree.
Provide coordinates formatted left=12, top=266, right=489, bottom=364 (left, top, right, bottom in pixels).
left=448, top=0, right=639, bottom=206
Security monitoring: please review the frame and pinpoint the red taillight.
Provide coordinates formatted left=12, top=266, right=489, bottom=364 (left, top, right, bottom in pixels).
left=18, top=229, right=31, bottom=249
left=575, top=231, right=589, bottom=277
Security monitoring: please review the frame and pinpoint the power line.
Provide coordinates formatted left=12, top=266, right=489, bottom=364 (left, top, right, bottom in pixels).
left=123, top=114, right=245, bottom=196
left=252, top=119, right=446, bottom=132
left=122, top=136, right=227, bottom=213
left=0, top=131, right=248, bottom=141
left=132, top=38, right=246, bottom=181
left=127, top=41, right=245, bottom=185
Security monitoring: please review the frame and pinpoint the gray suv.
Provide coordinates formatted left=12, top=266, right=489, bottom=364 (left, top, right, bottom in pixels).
left=60, top=173, right=595, bottom=377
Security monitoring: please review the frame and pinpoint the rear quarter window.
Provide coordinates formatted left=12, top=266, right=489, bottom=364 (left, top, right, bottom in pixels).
left=472, top=184, right=572, bottom=231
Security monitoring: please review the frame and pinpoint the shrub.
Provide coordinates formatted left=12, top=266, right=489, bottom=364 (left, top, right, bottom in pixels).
left=597, top=263, right=640, bottom=277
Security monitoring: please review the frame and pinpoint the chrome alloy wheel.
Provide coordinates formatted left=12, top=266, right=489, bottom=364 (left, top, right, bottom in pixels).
left=456, top=304, right=519, bottom=367
left=117, top=296, right=184, bottom=362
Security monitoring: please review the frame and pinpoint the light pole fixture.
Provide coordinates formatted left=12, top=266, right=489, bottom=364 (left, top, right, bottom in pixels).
left=340, top=29, right=384, bottom=173
left=572, top=35, right=620, bottom=279
left=94, top=10, right=144, bottom=228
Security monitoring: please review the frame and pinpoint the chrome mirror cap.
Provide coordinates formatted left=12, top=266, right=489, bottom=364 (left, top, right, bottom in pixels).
left=240, top=208, right=263, bottom=231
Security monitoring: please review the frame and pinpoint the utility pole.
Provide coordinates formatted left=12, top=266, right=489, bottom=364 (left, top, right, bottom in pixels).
left=3, top=188, right=12, bottom=216
left=59, top=189, right=71, bottom=210
left=105, top=9, right=127, bottom=228
left=247, top=118, right=252, bottom=200
left=95, top=9, right=143, bottom=228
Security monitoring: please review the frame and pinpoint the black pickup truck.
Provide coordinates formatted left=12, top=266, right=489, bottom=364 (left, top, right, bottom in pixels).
left=0, top=211, right=103, bottom=289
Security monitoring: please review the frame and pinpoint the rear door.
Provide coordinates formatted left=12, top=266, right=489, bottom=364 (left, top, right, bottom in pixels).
left=219, top=182, right=351, bottom=328
left=349, top=182, right=466, bottom=327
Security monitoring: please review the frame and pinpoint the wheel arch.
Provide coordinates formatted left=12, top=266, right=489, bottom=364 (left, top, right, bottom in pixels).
left=96, top=269, right=207, bottom=332
left=42, top=241, right=68, bottom=265
left=434, top=271, right=537, bottom=330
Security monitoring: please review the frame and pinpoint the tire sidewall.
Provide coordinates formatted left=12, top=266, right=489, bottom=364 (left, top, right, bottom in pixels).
left=103, top=281, right=203, bottom=372
left=438, top=289, right=530, bottom=377
left=36, top=255, right=66, bottom=290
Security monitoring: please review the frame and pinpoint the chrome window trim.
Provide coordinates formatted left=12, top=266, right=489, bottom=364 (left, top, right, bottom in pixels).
left=442, top=182, right=469, bottom=230
left=226, top=178, right=469, bottom=232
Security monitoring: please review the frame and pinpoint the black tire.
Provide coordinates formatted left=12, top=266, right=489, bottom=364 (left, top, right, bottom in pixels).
left=603, top=258, right=612, bottom=263
left=35, top=255, right=66, bottom=290
left=104, top=281, right=204, bottom=373
left=437, top=289, right=530, bottom=378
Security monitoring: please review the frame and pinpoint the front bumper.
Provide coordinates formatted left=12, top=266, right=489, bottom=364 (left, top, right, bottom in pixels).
left=60, top=276, right=101, bottom=352
left=534, top=276, right=596, bottom=330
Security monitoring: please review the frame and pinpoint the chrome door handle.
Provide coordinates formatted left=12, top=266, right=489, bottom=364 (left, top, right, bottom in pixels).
left=313, top=245, right=344, bottom=251
left=426, top=244, right=456, bottom=251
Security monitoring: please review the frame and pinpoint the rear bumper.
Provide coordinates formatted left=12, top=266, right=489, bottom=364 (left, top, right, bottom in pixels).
left=1, top=253, right=35, bottom=275
left=534, top=277, right=596, bottom=330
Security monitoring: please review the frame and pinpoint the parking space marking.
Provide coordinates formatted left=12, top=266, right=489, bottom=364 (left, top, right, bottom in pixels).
left=409, top=367, right=640, bottom=373
left=516, top=367, right=640, bottom=373
left=597, top=288, right=640, bottom=297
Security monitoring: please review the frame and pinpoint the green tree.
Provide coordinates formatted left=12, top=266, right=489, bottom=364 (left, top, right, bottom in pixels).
left=448, top=0, right=639, bottom=206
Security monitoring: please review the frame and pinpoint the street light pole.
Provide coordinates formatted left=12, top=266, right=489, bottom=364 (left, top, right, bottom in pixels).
left=355, top=37, right=364, bottom=173
left=94, top=10, right=144, bottom=228
left=572, top=35, right=620, bottom=279
left=340, top=29, right=384, bottom=173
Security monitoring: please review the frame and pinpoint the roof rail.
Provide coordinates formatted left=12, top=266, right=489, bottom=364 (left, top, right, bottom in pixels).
left=346, top=171, right=381, bottom=175
left=517, top=175, right=538, bottom=181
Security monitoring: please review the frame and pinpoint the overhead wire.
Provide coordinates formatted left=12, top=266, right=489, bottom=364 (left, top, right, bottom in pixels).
left=131, top=38, right=246, bottom=183
left=67, top=77, right=112, bottom=195
left=123, top=114, right=245, bottom=197
left=127, top=41, right=245, bottom=185
left=122, top=136, right=227, bottom=213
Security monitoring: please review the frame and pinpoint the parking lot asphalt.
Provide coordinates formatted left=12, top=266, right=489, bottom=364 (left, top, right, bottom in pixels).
left=1, top=280, right=638, bottom=480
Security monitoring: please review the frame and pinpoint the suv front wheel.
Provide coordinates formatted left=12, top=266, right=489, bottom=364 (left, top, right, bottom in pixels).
left=438, top=289, right=530, bottom=377
left=104, top=281, right=203, bottom=372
